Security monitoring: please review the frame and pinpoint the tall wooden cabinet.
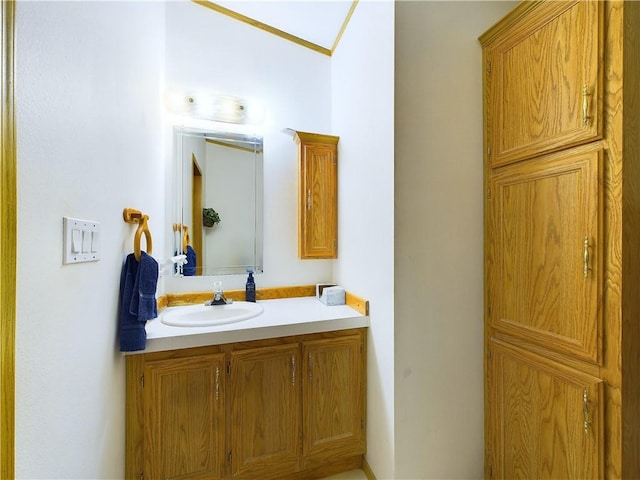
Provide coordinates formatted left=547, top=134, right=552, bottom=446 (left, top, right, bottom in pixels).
left=481, top=1, right=640, bottom=478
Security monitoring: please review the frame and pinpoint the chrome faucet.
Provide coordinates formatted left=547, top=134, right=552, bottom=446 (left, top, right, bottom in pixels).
left=206, top=280, right=232, bottom=306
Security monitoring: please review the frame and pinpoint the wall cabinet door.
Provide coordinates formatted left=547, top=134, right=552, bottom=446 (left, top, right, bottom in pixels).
left=230, top=344, right=300, bottom=479
left=302, top=335, right=365, bottom=468
left=485, top=0, right=603, bottom=166
left=143, top=353, right=226, bottom=480
left=487, top=339, right=603, bottom=479
left=488, top=144, right=602, bottom=363
left=295, top=131, right=339, bottom=259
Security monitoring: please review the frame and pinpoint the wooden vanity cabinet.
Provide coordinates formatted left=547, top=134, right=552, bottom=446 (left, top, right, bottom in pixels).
left=294, top=131, right=339, bottom=259
left=125, top=329, right=367, bottom=480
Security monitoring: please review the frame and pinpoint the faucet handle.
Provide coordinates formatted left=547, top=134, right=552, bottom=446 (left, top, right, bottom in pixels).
left=213, top=280, right=223, bottom=300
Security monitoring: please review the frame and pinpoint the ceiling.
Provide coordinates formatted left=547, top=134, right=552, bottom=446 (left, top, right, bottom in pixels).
left=197, top=1, right=357, bottom=55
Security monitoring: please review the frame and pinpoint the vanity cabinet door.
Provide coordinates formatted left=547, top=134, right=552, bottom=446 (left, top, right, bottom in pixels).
left=143, top=353, right=226, bottom=480
left=302, top=334, right=365, bottom=468
left=230, top=344, right=300, bottom=479
left=295, top=131, right=339, bottom=259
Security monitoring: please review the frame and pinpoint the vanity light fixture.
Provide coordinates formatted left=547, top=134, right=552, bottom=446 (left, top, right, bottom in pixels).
left=165, top=89, right=254, bottom=125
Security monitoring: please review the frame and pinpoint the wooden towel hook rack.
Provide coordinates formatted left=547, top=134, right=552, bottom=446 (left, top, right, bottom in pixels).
left=123, top=208, right=153, bottom=261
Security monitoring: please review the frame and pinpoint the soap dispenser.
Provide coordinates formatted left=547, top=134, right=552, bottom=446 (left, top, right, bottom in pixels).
left=245, top=268, right=256, bottom=302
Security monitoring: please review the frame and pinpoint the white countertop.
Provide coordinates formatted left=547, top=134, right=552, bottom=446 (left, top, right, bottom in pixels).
left=134, top=296, right=369, bottom=354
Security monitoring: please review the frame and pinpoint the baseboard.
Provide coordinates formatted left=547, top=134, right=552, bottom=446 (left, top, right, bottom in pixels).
left=362, top=457, right=377, bottom=480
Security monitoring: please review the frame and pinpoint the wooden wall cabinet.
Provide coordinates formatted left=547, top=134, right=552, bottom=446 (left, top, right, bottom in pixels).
left=294, top=131, right=339, bottom=259
left=125, top=329, right=366, bottom=480
left=481, top=1, right=640, bottom=478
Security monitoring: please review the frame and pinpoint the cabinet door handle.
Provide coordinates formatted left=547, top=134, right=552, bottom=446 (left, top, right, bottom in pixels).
left=583, top=388, right=590, bottom=432
left=583, top=236, right=591, bottom=278
left=582, top=84, right=591, bottom=126
left=307, top=189, right=312, bottom=210
left=215, top=365, right=220, bottom=401
left=291, top=355, right=296, bottom=386
left=308, top=353, right=313, bottom=382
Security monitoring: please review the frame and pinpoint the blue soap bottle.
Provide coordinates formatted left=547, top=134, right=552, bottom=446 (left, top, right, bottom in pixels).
left=245, top=268, right=256, bottom=302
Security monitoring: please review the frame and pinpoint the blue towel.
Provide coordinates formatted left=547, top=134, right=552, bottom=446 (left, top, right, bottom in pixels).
left=130, top=251, right=159, bottom=321
left=183, top=245, right=196, bottom=276
left=119, top=251, right=158, bottom=352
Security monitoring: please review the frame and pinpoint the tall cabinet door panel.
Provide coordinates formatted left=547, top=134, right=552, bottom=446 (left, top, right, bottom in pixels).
left=143, top=354, right=226, bottom=480
left=488, top=145, right=602, bottom=363
left=486, top=0, right=603, bottom=166
left=299, top=142, right=338, bottom=259
left=230, top=344, right=300, bottom=479
left=487, top=340, right=603, bottom=480
left=302, top=335, right=365, bottom=468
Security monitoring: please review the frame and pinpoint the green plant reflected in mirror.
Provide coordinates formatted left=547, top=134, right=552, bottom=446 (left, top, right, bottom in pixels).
left=173, top=127, right=263, bottom=276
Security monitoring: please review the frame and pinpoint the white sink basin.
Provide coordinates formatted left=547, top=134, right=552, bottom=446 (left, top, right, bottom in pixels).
left=161, top=302, right=264, bottom=327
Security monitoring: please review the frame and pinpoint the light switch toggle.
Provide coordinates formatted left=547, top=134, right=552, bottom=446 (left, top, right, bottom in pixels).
left=82, top=230, right=91, bottom=253
left=63, top=217, right=101, bottom=264
left=71, top=229, right=82, bottom=253
left=91, top=231, right=98, bottom=253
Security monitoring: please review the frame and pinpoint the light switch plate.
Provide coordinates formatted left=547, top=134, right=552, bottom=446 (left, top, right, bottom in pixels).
left=63, top=217, right=100, bottom=264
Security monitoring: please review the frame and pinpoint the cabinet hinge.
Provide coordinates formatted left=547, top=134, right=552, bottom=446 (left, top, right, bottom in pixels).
left=487, top=61, right=492, bottom=74
left=360, top=343, right=363, bottom=354
left=487, top=188, right=491, bottom=200
left=487, top=146, right=491, bottom=157
left=228, top=451, right=232, bottom=465
left=140, top=374, right=144, bottom=389
left=361, top=418, right=364, bottom=431
left=226, top=362, right=231, bottom=376
left=488, top=348, right=492, bottom=361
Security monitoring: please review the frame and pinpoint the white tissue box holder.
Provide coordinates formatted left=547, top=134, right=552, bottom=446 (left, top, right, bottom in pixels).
left=316, top=284, right=346, bottom=306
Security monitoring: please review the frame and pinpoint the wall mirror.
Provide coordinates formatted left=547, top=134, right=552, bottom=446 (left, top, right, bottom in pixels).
left=173, top=127, right=264, bottom=276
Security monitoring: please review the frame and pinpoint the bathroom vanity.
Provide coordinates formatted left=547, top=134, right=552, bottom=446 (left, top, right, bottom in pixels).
left=124, top=295, right=368, bottom=480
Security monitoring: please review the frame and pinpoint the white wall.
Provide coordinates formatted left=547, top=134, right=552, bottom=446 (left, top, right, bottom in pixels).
left=394, top=2, right=515, bottom=478
left=16, top=1, right=165, bottom=478
left=331, top=2, right=396, bottom=478
left=163, top=0, right=334, bottom=293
